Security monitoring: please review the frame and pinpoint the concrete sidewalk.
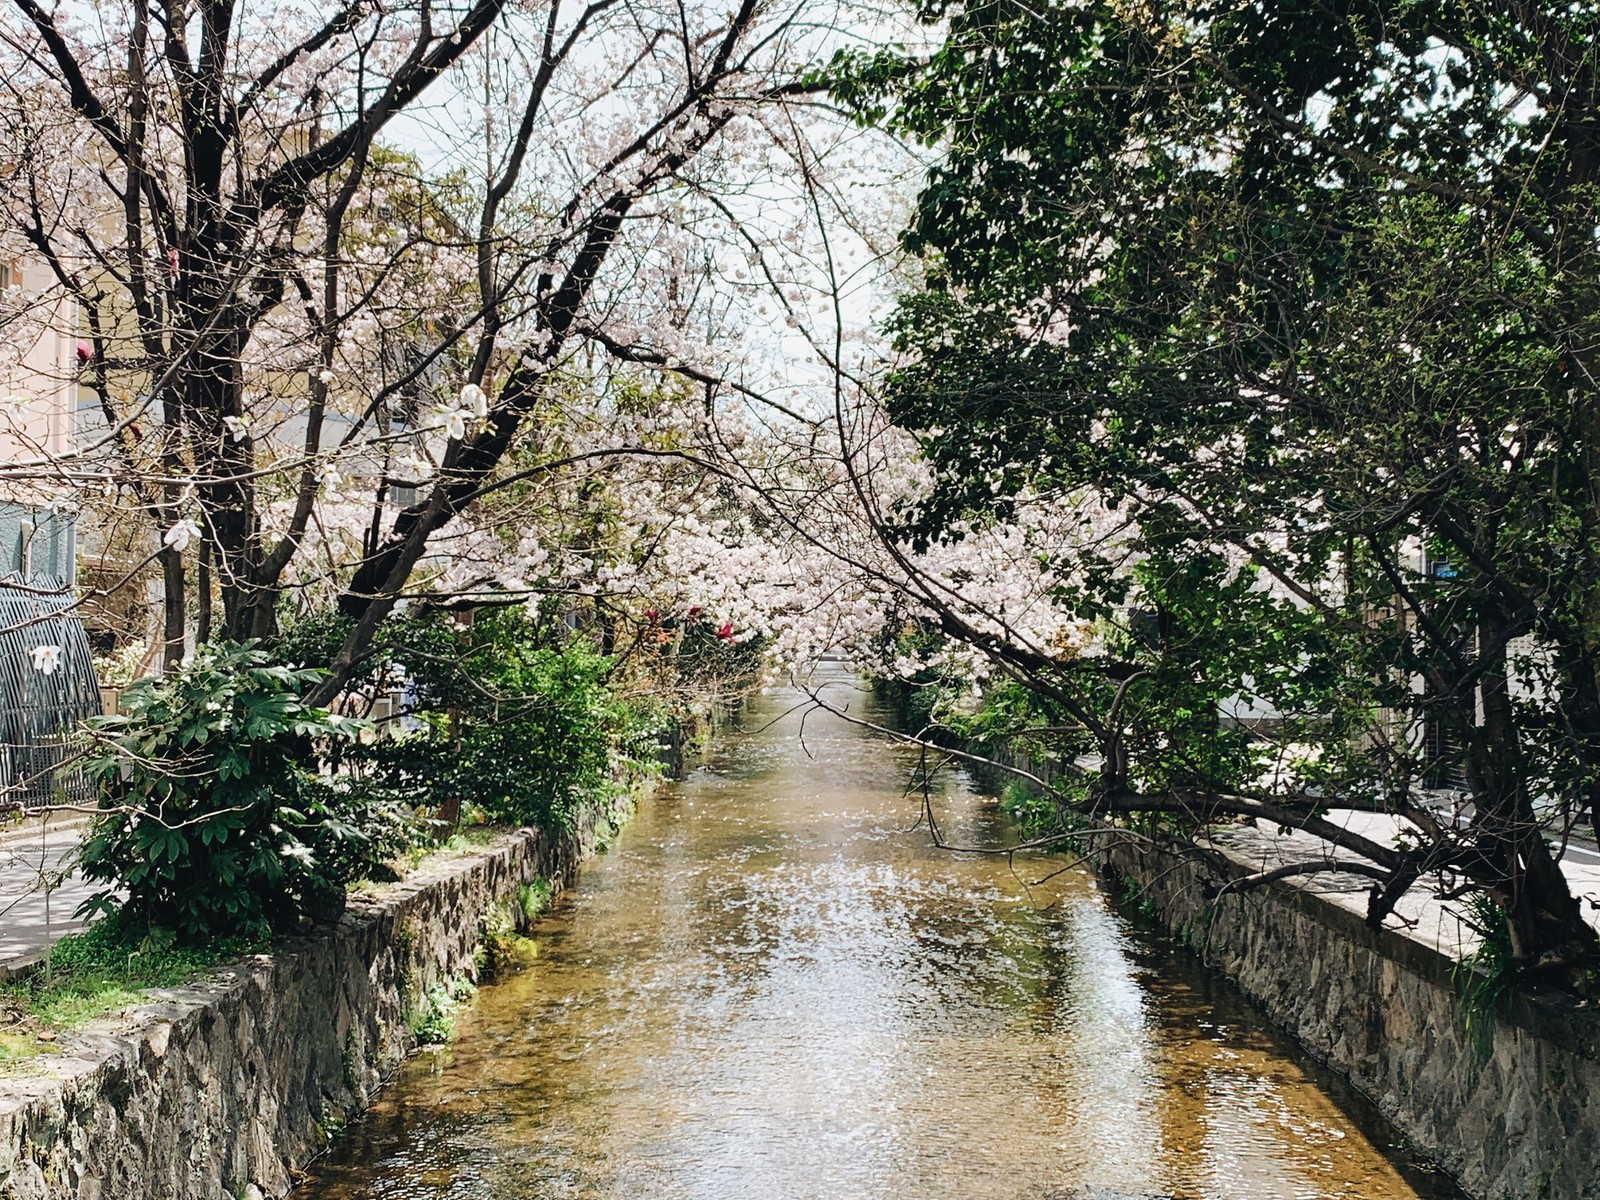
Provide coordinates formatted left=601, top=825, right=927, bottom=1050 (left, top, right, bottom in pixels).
left=0, top=823, right=97, bottom=977
left=1206, top=810, right=1600, bottom=962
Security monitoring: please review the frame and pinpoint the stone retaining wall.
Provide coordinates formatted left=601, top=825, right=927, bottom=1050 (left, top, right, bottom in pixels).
left=1095, top=831, right=1600, bottom=1200
left=0, top=800, right=625, bottom=1200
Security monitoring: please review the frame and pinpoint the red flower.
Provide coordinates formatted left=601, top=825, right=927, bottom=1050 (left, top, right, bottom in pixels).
left=715, top=622, right=733, bottom=641
left=644, top=609, right=659, bottom=622
left=687, top=605, right=702, bottom=617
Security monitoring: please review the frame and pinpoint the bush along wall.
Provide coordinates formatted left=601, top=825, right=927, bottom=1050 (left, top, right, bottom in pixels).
left=329, top=607, right=667, bottom=836
left=67, top=607, right=670, bottom=952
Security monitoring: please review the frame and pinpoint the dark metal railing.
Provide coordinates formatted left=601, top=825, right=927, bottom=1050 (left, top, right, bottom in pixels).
left=0, top=574, right=102, bottom=807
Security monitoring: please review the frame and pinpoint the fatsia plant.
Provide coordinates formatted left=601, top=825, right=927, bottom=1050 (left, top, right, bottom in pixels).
left=78, top=643, right=382, bottom=941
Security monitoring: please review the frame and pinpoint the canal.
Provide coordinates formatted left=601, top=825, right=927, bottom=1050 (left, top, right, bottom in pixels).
left=297, top=673, right=1463, bottom=1199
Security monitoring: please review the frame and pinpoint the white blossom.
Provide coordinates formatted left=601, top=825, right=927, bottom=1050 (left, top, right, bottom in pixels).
left=163, top=519, right=201, bottom=553
left=461, top=382, right=489, bottom=418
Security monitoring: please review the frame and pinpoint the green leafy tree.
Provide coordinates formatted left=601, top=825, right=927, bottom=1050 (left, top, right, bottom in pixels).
left=409, top=613, right=648, bottom=831
left=837, top=0, right=1600, bottom=989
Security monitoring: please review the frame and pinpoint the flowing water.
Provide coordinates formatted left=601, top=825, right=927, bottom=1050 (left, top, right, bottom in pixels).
left=298, top=674, right=1463, bottom=1200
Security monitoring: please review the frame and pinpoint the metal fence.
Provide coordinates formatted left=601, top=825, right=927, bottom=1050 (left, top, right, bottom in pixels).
left=0, top=573, right=101, bottom=806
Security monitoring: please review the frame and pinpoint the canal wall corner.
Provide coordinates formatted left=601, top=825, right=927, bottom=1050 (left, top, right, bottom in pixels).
left=1094, top=829, right=1600, bottom=1200
left=0, top=795, right=631, bottom=1200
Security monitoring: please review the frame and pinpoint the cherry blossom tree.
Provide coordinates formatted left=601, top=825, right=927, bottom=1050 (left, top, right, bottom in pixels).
left=0, top=0, right=842, bottom=696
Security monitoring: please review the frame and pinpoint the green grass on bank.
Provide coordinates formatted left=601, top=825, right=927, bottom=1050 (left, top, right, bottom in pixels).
left=0, top=1029, right=42, bottom=1066
left=1, top=922, right=270, bottom=1053
left=406, top=825, right=501, bottom=868
left=0, top=826, right=524, bottom=1068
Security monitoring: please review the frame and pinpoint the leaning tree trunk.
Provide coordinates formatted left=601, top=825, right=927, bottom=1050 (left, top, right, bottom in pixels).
left=1470, top=621, right=1600, bottom=993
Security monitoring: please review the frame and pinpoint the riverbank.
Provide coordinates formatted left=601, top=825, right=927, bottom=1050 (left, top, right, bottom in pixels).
left=0, top=796, right=630, bottom=1200
left=875, top=684, right=1598, bottom=1199
left=1092, top=825, right=1600, bottom=1200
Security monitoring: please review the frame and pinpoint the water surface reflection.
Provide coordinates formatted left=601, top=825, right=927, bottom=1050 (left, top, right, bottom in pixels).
left=299, top=674, right=1461, bottom=1200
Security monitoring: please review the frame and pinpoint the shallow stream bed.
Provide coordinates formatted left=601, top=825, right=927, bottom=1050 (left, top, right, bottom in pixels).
left=297, top=674, right=1462, bottom=1200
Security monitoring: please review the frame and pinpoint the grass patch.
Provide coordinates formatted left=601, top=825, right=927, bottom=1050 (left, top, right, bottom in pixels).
left=517, top=877, right=553, bottom=923
left=443, top=827, right=499, bottom=852
left=0, top=922, right=269, bottom=1037
left=1453, top=892, right=1520, bottom=1055
left=0, top=1029, right=44, bottom=1070
left=400, top=824, right=502, bottom=872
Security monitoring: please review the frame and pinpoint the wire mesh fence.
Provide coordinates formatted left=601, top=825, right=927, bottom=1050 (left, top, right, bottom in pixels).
left=0, top=573, right=102, bottom=808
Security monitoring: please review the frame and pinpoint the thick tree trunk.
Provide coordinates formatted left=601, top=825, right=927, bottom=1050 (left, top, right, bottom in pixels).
left=1469, top=617, right=1600, bottom=992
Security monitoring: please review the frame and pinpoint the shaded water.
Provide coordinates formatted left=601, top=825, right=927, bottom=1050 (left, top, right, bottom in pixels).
left=299, top=674, right=1462, bottom=1200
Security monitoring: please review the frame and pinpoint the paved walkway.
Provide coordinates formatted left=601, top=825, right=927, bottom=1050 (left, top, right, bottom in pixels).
left=0, top=823, right=98, bottom=973
left=1207, top=810, right=1600, bottom=961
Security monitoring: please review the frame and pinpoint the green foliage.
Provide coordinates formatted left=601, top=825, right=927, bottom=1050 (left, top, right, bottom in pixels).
left=1116, top=874, right=1158, bottom=922
left=326, top=608, right=665, bottom=833
left=479, top=902, right=536, bottom=975
left=78, top=642, right=390, bottom=941
left=409, top=976, right=476, bottom=1045
left=517, top=877, right=553, bottom=923
left=834, top=0, right=1600, bottom=979
left=0, top=1030, right=42, bottom=1069
left=1, top=921, right=268, bottom=1030
left=998, top=780, right=1063, bottom=839
left=446, top=626, right=633, bottom=830
left=410, top=988, right=454, bottom=1045
left=1453, top=893, right=1521, bottom=1055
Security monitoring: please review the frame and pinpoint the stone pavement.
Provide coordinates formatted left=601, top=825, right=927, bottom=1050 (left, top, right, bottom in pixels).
left=0, top=821, right=97, bottom=974
left=1206, top=809, right=1600, bottom=962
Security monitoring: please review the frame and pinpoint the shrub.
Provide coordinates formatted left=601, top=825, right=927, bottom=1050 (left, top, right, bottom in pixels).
left=1454, top=892, right=1521, bottom=1054
left=338, top=608, right=665, bottom=833
left=78, top=642, right=393, bottom=941
left=452, top=626, right=624, bottom=829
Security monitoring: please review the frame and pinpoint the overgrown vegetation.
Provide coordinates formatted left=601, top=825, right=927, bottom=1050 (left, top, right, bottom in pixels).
left=78, top=643, right=388, bottom=942
left=0, top=922, right=268, bottom=1040
left=873, top=627, right=1092, bottom=842
left=518, top=878, right=553, bottom=923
